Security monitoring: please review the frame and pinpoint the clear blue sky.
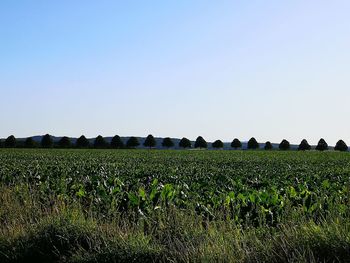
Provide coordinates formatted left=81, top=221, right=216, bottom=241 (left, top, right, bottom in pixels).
left=1, top=0, right=349, bottom=145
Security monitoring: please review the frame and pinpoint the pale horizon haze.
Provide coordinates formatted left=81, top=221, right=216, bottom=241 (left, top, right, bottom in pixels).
left=1, top=1, right=349, bottom=145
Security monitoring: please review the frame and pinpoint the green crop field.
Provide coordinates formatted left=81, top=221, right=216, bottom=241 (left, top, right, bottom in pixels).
left=1, top=149, right=350, bottom=262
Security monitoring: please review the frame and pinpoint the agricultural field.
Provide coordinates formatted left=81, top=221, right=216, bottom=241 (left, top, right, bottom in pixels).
left=0, top=149, right=350, bottom=262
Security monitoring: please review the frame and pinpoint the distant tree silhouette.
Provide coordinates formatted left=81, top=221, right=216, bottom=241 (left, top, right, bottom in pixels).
left=279, top=139, right=290, bottom=150
left=76, top=135, right=90, bottom=148
left=179, top=137, right=191, bottom=148
left=264, top=141, right=273, bottom=150
left=24, top=137, right=36, bottom=148
left=94, top=135, right=107, bottom=148
left=335, top=140, right=348, bottom=152
left=247, top=137, right=259, bottom=149
left=0, top=139, right=2, bottom=148
left=298, top=139, right=311, bottom=151
left=111, top=135, right=124, bottom=149
left=5, top=135, right=16, bottom=148
left=194, top=136, right=207, bottom=148
left=126, top=137, right=140, bottom=148
left=58, top=136, right=71, bottom=148
left=143, top=134, right=156, bottom=149
left=316, top=138, right=328, bottom=151
left=41, top=134, right=53, bottom=148
left=231, top=138, right=242, bottom=149
left=212, top=140, right=224, bottom=149
left=162, top=137, right=174, bottom=148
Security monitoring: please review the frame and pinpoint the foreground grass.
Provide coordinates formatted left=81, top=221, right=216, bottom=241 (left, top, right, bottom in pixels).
left=0, top=188, right=349, bottom=263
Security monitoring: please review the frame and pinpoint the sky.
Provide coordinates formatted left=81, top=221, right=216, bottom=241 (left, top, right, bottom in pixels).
left=1, top=0, right=349, bottom=145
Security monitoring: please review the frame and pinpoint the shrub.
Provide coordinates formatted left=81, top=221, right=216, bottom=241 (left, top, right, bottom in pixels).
left=58, top=137, right=71, bottom=148
left=264, top=141, right=273, bottom=150
left=24, top=137, right=36, bottom=148
left=126, top=137, right=140, bottom=148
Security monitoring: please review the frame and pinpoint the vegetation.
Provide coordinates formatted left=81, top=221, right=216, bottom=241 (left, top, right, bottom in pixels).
left=58, top=136, right=71, bottom=148
left=298, top=139, right=311, bottom=151
left=126, top=137, right=140, bottom=148
left=179, top=137, right=191, bottom=148
left=194, top=136, right=207, bottom=148
left=24, top=137, right=36, bottom=148
left=247, top=137, right=259, bottom=149
left=231, top=138, right=242, bottom=149
left=212, top=139, right=224, bottom=149
left=76, top=135, right=90, bottom=148
left=279, top=139, right=290, bottom=150
left=162, top=137, right=174, bottom=148
left=110, top=135, right=124, bottom=149
left=144, top=134, right=156, bottom=149
left=5, top=135, right=16, bottom=148
left=335, top=140, right=348, bottom=152
left=316, top=138, right=328, bottom=151
left=0, top=149, right=350, bottom=262
left=41, top=134, right=53, bottom=148
left=264, top=141, right=273, bottom=150
left=94, top=135, right=107, bottom=148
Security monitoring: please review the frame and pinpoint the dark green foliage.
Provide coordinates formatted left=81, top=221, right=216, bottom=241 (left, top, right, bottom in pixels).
left=316, top=138, right=328, bottom=151
left=298, top=139, right=311, bottom=151
left=179, top=137, right=191, bottom=148
left=279, top=139, right=290, bottom=150
left=110, top=135, right=124, bottom=149
left=264, top=141, right=273, bottom=150
left=58, top=137, right=71, bottom=148
left=5, top=135, right=16, bottom=148
left=76, top=135, right=90, bottom=148
left=194, top=136, right=207, bottom=148
left=247, top=137, right=259, bottom=149
left=162, top=137, right=174, bottom=148
left=126, top=137, right=140, bottom=148
left=41, top=134, right=53, bottom=148
left=212, top=140, right=223, bottom=149
left=231, top=138, right=242, bottom=149
left=24, top=137, right=36, bottom=148
left=335, top=140, right=348, bottom=152
left=143, top=134, right=156, bottom=148
left=0, top=139, right=2, bottom=148
left=94, top=136, right=107, bottom=148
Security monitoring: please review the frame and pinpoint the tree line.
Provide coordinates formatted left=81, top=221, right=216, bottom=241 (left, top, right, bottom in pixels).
left=0, top=134, right=348, bottom=151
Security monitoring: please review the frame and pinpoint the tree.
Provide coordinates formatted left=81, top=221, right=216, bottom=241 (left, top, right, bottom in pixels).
left=41, top=134, right=53, bottom=148
left=264, top=141, right=273, bottom=150
left=231, top=138, right=242, bottom=149
left=143, top=134, right=156, bottom=149
left=279, top=139, right=290, bottom=150
left=179, top=137, right=191, bottom=148
left=58, top=136, right=71, bottom=148
left=126, top=137, right=140, bottom=148
left=94, top=135, right=107, bottom=148
left=316, top=138, right=328, bottom=151
left=194, top=136, right=207, bottom=148
left=298, top=139, right=311, bottom=151
left=5, top=135, right=16, bottom=148
left=247, top=137, right=259, bottom=149
left=24, top=137, right=36, bottom=148
left=335, top=140, right=348, bottom=152
left=162, top=137, right=174, bottom=148
left=212, top=140, right=224, bottom=149
left=111, top=135, right=124, bottom=149
left=76, top=135, right=90, bottom=148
